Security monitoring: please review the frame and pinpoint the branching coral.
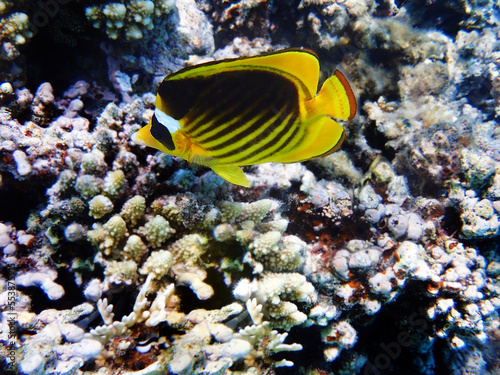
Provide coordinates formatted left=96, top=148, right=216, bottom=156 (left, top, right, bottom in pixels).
left=234, top=298, right=303, bottom=368
left=90, top=275, right=177, bottom=342
left=166, top=298, right=303, bottom=373
left=85, top=0, right=173, bottom=40
left=0, top=11, right=32, bottom=61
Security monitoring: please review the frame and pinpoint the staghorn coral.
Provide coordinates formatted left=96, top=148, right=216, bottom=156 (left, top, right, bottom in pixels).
left=233, top=272, right=315, bottom=330
left=249, top=232, right=306, bottom=272
left=85, top=276, right=303, bottom=373
left=123, top=234, right=148, bottom=262
left=139, top=249, right=173, bottom=279
left=104, top=259, right=139, bottom=286
left=4, top=163, right=319, bottom=372
left=0, top=11, right=32, bottom=61
left=233, top=298, right=303, bottom=368
left=84, top=0, right=214, bottom=60
left=167, top=298, right=303, bottom=373
left=87, top=214, right=128, bottom=256
left=85, top=0, right=166, bottom=40
left=120, top=195, right=146, bottom=226
left=138, top=215, right=176, bottom=248
left=88, top=194, right=114, bottom=219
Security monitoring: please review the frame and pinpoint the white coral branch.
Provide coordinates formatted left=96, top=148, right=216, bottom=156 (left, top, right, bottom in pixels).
left=246, top=298, right=263, bottom=325
left=97, top=298, right=114, bottom=325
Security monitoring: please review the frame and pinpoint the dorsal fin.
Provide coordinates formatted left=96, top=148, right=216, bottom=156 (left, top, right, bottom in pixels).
left=168, top=49, right=320, bottom=99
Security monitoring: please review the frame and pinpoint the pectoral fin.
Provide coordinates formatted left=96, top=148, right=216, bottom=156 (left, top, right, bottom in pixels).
left=211, top=165, right=250, bottom=187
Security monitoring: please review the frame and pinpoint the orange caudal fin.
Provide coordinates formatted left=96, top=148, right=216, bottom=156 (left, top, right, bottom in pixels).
left=307, top=70, right=357, bottom=121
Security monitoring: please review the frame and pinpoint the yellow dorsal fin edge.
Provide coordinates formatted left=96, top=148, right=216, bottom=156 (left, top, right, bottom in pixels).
left=170, top=49, right=320, bottom=99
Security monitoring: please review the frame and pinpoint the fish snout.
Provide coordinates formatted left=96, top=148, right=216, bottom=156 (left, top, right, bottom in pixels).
left=131, top=123, right=152, bottom=146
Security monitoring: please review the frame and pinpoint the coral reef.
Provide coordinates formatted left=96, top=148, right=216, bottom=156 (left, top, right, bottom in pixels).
left=1, top=0, right=500, bottom=374
left=85, top=0, right=175, bottom=40
left=0, top=11, right=32, bottom=61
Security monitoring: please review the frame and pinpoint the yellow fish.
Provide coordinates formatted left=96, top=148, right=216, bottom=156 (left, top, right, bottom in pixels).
left=132, top=49, right=357, bottom=187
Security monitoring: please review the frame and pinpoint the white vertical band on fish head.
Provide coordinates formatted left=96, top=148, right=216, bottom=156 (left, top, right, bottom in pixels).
left=155, top=107, right=181, bottom=134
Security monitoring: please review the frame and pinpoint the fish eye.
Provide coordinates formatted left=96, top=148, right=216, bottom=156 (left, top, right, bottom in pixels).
left=151, top=113, right=175, bottom=150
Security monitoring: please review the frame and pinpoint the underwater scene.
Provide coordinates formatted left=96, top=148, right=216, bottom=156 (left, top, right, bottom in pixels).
left=1, top=0, right=500, bottom=374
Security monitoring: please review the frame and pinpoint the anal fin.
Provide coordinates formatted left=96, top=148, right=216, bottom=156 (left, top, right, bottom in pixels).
left=211, top=165, right=250, bottom=187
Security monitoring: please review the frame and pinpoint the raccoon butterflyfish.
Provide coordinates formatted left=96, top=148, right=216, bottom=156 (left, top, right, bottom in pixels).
left=132, top=49, right=357, bottom=187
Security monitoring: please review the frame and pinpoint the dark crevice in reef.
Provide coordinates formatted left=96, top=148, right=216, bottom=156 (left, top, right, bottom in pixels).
left=275, top=325, right=324, bottom=374
left=396, top=0, right=468, bottom=37
left=458, top=76, right=496, bottom=119
left=53, top=267, right=88, bottom=309
left=176, top=268, right=234, bottom=312
left=21, top=1, right=108, bottom=95
left=19, top=267, right=86, bottom=314
left=362, top=120, right=396, bottom=162
left=0, top=174, right=47, bottom=229
left=441, top=205, right=463, bottom=238
left=356, top=281, right=437, bottom=375
left=24, top=32, right=108, bottom=96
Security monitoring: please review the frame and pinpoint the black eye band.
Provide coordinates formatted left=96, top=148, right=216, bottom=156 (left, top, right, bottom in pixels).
left=151, top=114, right=175, bottom=151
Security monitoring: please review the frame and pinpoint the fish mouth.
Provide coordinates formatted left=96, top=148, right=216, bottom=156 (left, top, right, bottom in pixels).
left=131, top=130, right=146, bottom=146
left=131, top=124, right=152, bottom=146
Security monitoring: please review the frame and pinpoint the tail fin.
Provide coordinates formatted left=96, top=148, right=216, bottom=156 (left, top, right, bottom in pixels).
left=307, top=70, right=357, bottom=121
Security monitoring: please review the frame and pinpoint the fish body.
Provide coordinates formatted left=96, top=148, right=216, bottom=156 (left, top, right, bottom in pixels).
left=132, top=49, right=357, bottom=187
